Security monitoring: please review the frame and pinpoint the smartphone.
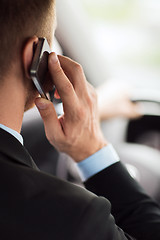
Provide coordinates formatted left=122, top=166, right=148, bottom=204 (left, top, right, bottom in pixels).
left=30, top=38, right=51, bottom=99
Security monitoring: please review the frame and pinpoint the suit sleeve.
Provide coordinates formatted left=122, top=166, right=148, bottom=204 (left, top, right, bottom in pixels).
left=84, top=162, right=160, bottom=240
left=73, top=196, right=134, bottom=240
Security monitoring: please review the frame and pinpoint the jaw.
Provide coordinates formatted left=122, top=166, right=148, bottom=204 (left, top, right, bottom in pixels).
left=24, top=87, right=40, bottom=112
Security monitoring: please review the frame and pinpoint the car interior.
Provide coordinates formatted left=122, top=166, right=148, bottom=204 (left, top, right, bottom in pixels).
left=22, top=0, right=160, bottom=203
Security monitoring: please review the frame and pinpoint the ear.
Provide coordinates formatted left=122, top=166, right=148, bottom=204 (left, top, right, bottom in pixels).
left=22, top=36, right=38, bottom=79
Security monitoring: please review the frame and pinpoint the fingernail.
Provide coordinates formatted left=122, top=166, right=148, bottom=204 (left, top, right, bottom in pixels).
left=50, top=53, right=59, bottom=64
left=35, top=98, right=48, bottom=110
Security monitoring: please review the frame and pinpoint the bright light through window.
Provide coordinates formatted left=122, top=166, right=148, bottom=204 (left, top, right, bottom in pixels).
left=80, top=0, right=160, bottom=89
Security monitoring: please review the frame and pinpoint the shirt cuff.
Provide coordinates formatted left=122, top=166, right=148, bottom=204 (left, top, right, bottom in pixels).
left=77, top=144, right=120, bottom=181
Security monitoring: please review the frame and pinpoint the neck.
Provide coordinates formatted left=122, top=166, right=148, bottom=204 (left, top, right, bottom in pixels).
left=0, top=77, right=25, bottom=133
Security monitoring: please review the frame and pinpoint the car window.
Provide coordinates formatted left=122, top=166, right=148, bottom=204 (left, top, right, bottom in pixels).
left=78, top=0, right=160, bottom=90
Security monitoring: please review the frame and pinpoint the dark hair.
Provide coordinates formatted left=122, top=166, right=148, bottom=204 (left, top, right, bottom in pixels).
left=0, top=0, right=55, bottom=79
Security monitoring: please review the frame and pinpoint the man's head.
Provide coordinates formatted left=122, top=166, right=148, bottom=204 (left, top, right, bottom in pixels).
left=0, top=0, right=56, bottom=109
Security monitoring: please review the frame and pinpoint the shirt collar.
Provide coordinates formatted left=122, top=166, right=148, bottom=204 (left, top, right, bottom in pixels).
left=0, top=124, right=23, bottom=145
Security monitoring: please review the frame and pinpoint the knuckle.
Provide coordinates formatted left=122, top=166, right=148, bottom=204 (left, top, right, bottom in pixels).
left=77, top=106, right=86, bottom=120
left=68, top=105, right=86, bottom=123
left=86, top=83, right=97, bottom=103
left=73, top=63, right=83, bottom=74
left=89, top=87, right=97, bottom=102
left=87, top=97, right=93, bottom=108
left=85, top=92, right=94, bottom=107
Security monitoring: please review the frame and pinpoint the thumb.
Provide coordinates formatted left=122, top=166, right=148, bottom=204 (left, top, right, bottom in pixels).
left=35, top=97, right=63, bottom=141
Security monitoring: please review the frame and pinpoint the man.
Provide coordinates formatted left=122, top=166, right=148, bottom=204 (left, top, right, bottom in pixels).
left=0, top=0, right=160, bottom=239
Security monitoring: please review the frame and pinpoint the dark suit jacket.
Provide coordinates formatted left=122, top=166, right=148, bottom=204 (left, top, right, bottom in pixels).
left=0, top=128, right=160, bottom=240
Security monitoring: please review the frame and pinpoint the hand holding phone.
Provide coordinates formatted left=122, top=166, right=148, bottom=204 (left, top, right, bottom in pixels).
left=35, top=53, right=107, bottom=162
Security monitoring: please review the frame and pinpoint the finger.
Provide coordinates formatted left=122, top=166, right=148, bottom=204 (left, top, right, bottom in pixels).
left=48, top=53, right=77, bottom=109
left=58, top=55, right=87, bottom=93
left=35, top=97, right=64, bottom=142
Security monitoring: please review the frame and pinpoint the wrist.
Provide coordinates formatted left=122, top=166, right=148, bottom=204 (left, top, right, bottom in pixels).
left=73, top=139, right=108, bottom=163
left=77, top=144, right=120, bottom=181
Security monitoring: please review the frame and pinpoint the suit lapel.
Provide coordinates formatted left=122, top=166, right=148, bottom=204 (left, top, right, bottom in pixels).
left=0, top=128, right=38, bottom=170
